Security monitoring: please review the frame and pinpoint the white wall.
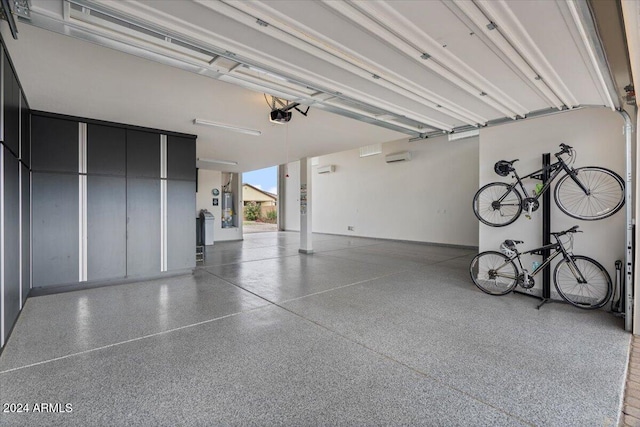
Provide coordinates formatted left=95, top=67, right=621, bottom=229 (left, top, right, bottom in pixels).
left=284, top=134, right=479, bottom=246
left=479, top=107, right=626, bottom=297
left=196, top=169, right=243, bottom=242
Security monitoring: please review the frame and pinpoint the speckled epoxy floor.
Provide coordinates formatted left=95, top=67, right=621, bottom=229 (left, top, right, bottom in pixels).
left=0, top=232, right=630, bottom=426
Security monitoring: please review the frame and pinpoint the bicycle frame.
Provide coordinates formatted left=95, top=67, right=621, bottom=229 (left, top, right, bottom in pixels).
left=496, top=153, right=590, bottom=205
left=494, top=235, right=587, bottom=284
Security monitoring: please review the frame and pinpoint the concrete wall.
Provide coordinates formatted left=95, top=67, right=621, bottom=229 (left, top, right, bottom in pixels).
left=479, top=107, right=626, bottom=298
left=196, top=169, right=243, bottom=242
left=284, top=134, right=479, bottom=247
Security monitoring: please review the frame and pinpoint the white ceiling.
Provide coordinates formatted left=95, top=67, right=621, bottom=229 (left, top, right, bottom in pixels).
left=1, top=0, right=623, bottom=172
left=1, top=23, right=405, bottom=173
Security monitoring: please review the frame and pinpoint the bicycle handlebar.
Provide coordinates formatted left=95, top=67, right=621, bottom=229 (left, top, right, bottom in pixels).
left=555, top=143, right=573, bottom=157
left=551, top=225, right=581, bottom=237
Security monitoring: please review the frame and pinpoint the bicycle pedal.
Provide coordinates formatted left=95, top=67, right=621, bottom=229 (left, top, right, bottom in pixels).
left=525, top=215, right=532, bottom=220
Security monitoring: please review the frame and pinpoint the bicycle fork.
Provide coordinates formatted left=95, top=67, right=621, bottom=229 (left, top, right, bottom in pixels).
left=560, top=246, right=588, bottom=284
left=563, top=164, right=591, bottom=196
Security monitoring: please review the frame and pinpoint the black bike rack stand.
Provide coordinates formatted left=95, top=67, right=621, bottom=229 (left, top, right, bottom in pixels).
left=536, top=153, right=552, bottom=309
left=514, top=153, right=553, bottom=309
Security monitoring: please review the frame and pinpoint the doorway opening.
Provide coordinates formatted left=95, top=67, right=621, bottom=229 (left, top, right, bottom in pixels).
left=242, top=166, right=278, bottom=234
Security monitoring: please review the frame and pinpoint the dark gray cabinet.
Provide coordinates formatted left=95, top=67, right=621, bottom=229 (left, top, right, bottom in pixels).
left=0, top=44, right=29, bottom=349
left=3, top=149, right=20, bottom=342
left=32, top=172, right=79, bottom=287
left=2, top=52, right=19, bottom=158
left=168, top=180, right=196, bottom=270
left=88, top=124, right=126, bottom=176
left=127, top=130, right=160, bottom=178
left=168, top=135, right=196, bottom=181
left=88, top=176, right=126, bottom=281
left=29, top=113, right=196, bottom=290
left=127, top=178, right=161, bottom=277
left=21, top=164, right=29, bottom=304
left=31, top=115, right=78, bottom=173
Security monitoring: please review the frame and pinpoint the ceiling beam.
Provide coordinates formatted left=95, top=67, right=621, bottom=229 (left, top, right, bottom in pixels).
left=476, top=0, right=578, bottom=108
left=331, top=0, right=524, bottom=119
left=450, top=0, right=566, bottom=111
left=566, top=0, right=620, bottom=110
left=197, top=0, right=455, bottom=131
left=225, top=0, right=487, bottom=127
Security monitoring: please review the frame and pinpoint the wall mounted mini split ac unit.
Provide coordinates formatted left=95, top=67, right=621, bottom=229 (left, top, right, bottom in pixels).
left=385, top=151, right=412, bottom=163
left=317, top=165, right=336, bottom=174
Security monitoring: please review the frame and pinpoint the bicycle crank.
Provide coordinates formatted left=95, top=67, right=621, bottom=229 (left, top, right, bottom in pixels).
left=517, top=273, right=535, bottom=289
left=522, top=197, right=540, bottom=219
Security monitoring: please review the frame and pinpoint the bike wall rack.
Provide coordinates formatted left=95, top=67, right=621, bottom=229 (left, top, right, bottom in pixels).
left=537, top=153, right=552, bottom=309
left=514, top=153, right=553, bottom=309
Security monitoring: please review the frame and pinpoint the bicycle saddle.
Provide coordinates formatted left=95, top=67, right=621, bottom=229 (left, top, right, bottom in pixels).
left=500, top=239, right=524, bottom=256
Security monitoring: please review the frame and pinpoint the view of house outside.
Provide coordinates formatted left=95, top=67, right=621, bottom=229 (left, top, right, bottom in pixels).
left=242, top=166, right=278, bottom=233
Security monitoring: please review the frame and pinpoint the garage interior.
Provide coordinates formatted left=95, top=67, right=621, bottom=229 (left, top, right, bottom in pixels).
left=0, top=0, right=639, bottom=425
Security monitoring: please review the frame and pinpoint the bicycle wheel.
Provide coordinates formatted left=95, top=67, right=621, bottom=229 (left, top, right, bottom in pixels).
left=472, top=182, right=522, bottom=227
left=554, top=167, right=624, bottom=220
left=470, top=251, right=518, bottom=295
left=554, top=255, right=612, bottom=309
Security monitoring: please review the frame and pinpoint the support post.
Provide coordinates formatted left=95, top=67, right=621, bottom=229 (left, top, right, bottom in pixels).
left=277, top=164, right=286, bottom=231
left=299, top=157, right=313, bottom=254
left=536, top=153, right=552, bottom=309
left=619, top=109, right=634, bottom=332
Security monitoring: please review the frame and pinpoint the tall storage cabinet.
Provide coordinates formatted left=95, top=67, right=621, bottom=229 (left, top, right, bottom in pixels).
left=87, top=124, right=127, bottom=281
left=31, top=115, right=79, bottom=287
left=167, top=135, right=196, bottom=271
left=3, top=150, right=20, bottom=342
left=126, top=130, right=161, bottom=277
left=30, top=112, right=196, bottom=290
left=0, top=43, right=31, bottom=349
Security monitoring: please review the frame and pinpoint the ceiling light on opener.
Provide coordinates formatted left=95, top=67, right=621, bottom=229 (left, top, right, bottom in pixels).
left=448, top=129, right=480, bottom=141
left=193, top=119, right=261, bottom=136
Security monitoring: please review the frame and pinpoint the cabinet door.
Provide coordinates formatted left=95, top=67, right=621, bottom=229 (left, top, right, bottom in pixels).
left=167, top=136, right=196, bottom=181
left=167, top=180, right=196, bottom=270
left=88, top=176, right=126, bottom=281
left=2, top=52, right=19, bottom=158
left=21, top=164, right=29, bottom=303
left=88, top=124, right=125, bottom=176
left=127, top=130, right=159, bottom=178
left=31, top=115, right=78, bottom=173
left=3, top=149, right=20, bottom=343
left=20, top=92, right=29, bottom=167
left=32, top=172, right=79, bottom=287
left=126, top=178, right=160, bottom=276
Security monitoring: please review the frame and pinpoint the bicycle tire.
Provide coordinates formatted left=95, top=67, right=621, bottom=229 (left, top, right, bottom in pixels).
left=553, top=255, right=612, bottom=309
left=472, top=182, right=522, bottom=227
left=470, top=251, right=518, bottom=295
left=554, top=167, right=624, bottom=221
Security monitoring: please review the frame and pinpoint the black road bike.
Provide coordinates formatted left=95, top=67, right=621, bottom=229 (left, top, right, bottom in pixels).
left=469, top=226, right=612, bottom=309
left=473, top=144, right=624, bottom=227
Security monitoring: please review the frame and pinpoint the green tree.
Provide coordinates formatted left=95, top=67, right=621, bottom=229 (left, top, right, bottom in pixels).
left=244, top=201, right=261, bottom=221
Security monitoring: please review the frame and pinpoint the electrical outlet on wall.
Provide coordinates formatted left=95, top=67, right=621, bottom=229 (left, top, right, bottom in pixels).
left=347, top=226, right=354, bottom=231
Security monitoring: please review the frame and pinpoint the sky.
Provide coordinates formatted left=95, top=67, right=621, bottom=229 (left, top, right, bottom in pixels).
left=243, top=166, right=278, bottom=195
